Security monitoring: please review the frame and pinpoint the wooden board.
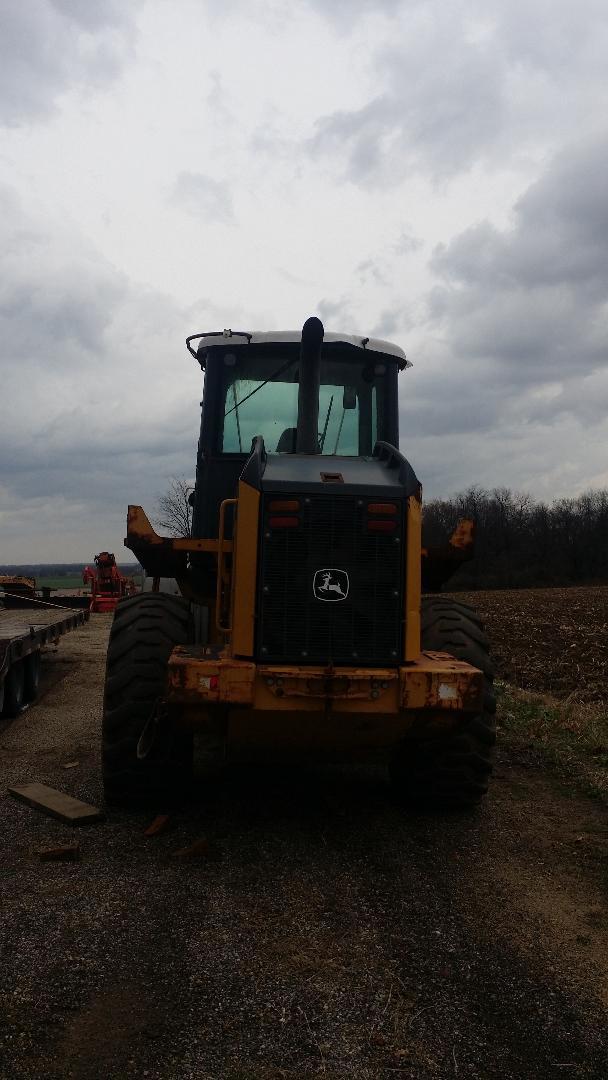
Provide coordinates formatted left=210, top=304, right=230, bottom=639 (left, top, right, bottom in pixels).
left=8, top=783, right=104, bottom=825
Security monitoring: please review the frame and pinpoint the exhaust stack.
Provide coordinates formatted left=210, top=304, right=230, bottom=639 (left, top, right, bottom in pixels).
left=296, top=316, right=324, bottom=454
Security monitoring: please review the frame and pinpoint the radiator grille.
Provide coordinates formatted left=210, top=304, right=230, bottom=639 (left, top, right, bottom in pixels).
left=257, top=495, right=404, bottom=664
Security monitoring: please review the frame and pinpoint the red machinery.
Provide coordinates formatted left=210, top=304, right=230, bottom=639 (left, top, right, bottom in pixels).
left=83, top=552, right=136, bottom=613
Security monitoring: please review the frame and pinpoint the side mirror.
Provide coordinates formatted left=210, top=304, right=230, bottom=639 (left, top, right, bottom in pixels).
left=342, top=386, right=357, bottom=409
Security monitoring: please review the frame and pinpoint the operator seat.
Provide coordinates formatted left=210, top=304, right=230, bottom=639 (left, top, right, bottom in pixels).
left=276, top=427, right=297, bottom=453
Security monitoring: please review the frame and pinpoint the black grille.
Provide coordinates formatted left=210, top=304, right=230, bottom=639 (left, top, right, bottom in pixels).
left=257, top=495, right=404, bottom=665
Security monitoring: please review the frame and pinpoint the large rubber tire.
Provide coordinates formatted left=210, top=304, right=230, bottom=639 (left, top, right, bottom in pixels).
left=23, top=652, right=41, bottom=704
left=390, top=597, right=496, bottom=807
left=3, top=660, right=26, bottom=718
left=102, top=593, right=194, bottom=807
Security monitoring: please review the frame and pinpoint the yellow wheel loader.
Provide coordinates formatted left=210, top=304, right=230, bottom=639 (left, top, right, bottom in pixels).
left=102, top=318, right=495, bottom=806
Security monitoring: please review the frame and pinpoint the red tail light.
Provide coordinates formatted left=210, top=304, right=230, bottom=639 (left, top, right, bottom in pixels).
left=368, top=519, right=397, bottom=533
left=269, top=516, right=299, bottom=528
left=269, top=499, right=300, bottom=512
left=368, top=502, right=397, bottom=515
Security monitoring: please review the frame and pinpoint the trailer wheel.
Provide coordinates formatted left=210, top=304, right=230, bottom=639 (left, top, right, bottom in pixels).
left=23, top=653, right=41, bottom=703
left=389, top=597, right=496, bottom=807
left=102, top=593, right=193, bottom=807
left=3, top=660, right=26, bottom=718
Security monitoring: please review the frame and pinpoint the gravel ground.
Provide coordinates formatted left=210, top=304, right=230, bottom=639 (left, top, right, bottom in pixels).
left=1, top=614, right=607, bottom=1079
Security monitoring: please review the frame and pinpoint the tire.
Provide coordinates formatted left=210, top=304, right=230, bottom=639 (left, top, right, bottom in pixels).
left=3, top=660, right=26, bottom=718
left=102, top=593, right=194, bottom=807
left=390, top=597, right=496, bottom=807
left=23, top=652, right=41, bottom=703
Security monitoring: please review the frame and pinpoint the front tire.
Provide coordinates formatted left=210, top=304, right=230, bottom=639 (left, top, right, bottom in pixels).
left=102, top=593, right=193, bottom=807
left=390, top=597, right=496, bottom=807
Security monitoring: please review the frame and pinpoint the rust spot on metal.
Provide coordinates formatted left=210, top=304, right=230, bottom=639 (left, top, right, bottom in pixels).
left=124, top=505, right=232, bottom=578
left=421, top=517, right=476, bottom=591
left=165, top=651, right=483, bottom=718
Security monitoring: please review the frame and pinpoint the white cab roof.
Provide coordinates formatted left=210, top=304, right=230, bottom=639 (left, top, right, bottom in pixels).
left=192, top=329, right=411, bottom=369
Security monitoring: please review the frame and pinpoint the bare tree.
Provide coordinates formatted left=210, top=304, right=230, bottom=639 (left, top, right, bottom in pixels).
left=155, top=477, right=193, bottom=537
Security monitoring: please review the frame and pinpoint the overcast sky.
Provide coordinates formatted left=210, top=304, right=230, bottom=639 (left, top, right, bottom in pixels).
left=1, top=0, right=607, bottom=562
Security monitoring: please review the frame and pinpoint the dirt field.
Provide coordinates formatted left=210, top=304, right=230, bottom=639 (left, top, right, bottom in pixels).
left=1, top=600, right=607, bottom=1079
left=452, top=585, right=608, bottom=704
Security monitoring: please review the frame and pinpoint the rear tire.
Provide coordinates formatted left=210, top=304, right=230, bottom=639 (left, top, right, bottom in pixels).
left=390, top=597, right=496, bottom=807
left=102, top=593, right=194, bottom=807
left=23, top=653, right=41, bottom=703
left=3, top=660, right=26, bottom=718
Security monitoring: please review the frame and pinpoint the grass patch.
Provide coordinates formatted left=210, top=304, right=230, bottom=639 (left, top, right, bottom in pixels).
left=37, top=576, right=85, bottom=590
left=496, top=680, right=608, bottom=799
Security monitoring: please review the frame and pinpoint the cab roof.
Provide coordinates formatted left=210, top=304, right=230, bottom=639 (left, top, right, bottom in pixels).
left=187, top=329, right=411, bottom=370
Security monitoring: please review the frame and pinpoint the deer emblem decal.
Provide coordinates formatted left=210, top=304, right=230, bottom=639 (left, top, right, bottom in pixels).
left=313, top=568, right=349, bottom=602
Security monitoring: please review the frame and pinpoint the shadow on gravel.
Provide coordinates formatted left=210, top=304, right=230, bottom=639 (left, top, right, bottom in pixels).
left=121, top=761, right=482, bottom=861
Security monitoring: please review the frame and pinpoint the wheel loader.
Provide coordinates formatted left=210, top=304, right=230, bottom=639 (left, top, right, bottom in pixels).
left=102, top=317, right=495, bottom=806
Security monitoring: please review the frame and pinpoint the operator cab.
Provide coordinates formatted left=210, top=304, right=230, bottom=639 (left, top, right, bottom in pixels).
left=188, top=323, right=411, bottom=546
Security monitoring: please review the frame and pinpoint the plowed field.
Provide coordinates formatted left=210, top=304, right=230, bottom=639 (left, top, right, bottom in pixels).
left=449, top=585, right=608, bottom=704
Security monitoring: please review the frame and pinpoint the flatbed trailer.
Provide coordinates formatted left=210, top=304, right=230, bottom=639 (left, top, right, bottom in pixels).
left=0, top=608, right=89, bottom=718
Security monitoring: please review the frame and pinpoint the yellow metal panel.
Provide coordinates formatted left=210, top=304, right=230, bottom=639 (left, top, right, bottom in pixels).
left=168, top=647, right=256, bottom=704
left=404, top=494, right=422, bottom=661
left=215, top=498, right=237, bottom=635
left=165, top=650, right=484, bottom=755
left=125, top=505, right=232, bottom=553
left=167, top=652, right=482, bottom=714
left=254, top=666, right=400, bottom=714
left=231, top=481, right=260, bottom=657
left=400, top=653, right=484, bottom=712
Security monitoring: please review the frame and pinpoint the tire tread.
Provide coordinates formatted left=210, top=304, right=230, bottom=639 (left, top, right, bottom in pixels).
left=390, top=597, right=496, bottom=807
left=102, top=593, right=193, bottom=806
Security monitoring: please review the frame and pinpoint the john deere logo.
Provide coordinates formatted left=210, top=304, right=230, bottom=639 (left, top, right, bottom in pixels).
left=313, top=568, right=349, bottom=602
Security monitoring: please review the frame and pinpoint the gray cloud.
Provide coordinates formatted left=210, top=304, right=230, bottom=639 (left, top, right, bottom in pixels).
left=50, top=0, right=126, bottom=32
left=0, top=0, right=139, bottom=126
left=355, top=259, right=389, bottom=287
left=371, top=310, right=401, bottom=338
left=0, top=185, right=203, bottom=559
left=397, top=134, right=608, bottom=495
left=171, top=171, right=235, bottom=224
left=316, top=296, right=354, bottom=328
left=203, top=0, right=401, bottom=27
left=311, top=48, right=503, bottom=182
left=307, top=1, right=608, bottom=184
left=304, top=0, right=402, bottom=23
left=427, top=136, right=608, bottom=389
left=393, top=231, right=423, bottom=256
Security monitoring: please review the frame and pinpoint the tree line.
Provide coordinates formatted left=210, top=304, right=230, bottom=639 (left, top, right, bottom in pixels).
left=423, top=487, right=608, bottom=589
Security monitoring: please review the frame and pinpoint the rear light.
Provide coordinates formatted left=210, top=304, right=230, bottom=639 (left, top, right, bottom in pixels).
left=367, top=501, right=399, bottom=533
left=269, top=499, right=300, bottom=511
left=210, top=675, right=219, bottom=690
left=268, top=516, right=299, bottom=528
left=368, top=502, right=397, bottom=515
left=368, top=520, right=397, bottom=533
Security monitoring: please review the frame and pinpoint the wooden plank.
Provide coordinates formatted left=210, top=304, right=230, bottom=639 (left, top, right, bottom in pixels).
left=35, top=844, right=81, bottom=862
left=8, top=783, right=104, bottom=825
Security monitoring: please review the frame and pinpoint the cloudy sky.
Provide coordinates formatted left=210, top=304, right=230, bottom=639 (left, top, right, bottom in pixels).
left=1, top=0, right=607, bottom=562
